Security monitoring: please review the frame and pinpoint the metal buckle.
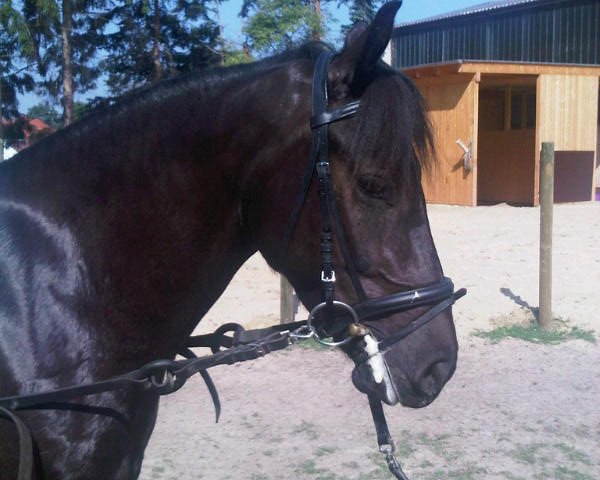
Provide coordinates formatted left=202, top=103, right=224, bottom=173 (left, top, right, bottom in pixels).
left=321, top=270, right=336, bottom=283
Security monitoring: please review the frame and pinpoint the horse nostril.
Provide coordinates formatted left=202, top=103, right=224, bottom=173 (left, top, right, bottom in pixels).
left=416, top=360, right=455, bottom=398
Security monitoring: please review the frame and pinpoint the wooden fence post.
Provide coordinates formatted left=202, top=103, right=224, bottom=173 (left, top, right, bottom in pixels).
left=280, top=276, right=295, bottom=324
left=539, top=142, right=554, bottom=329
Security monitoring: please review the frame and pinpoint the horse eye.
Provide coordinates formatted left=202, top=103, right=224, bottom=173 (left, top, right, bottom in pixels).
left=358, top=176, right=387, bottom=199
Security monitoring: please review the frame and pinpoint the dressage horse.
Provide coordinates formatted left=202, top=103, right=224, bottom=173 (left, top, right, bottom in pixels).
left=0, top=3, right=459, bottom=478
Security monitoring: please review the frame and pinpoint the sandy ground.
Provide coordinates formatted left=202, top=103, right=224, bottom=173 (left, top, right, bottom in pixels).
left=140, top=202, right=600, bottom=480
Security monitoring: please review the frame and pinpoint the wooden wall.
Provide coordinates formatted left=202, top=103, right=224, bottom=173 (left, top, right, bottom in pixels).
left=417, top=75, right=478, bottom=206
left=537, top=75, right=599, bottom=151
left=536, top=75, right=599, bottom=203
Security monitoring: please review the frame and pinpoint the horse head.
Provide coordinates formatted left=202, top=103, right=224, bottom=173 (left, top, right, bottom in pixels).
left=255, top=2, right=458, bottom=409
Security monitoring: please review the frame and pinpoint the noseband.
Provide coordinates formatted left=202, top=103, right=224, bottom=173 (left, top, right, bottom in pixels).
left=282, top=50, right=465, bottom=348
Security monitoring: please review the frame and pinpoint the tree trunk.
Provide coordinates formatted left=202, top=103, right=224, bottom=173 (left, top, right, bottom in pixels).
left=152, top=0, right=162, bottom=83
left=311, top=0, right=322, bottom=41
left=215, top=0, right=225, bottom=65
left=61, top=0, right=74, bottom=126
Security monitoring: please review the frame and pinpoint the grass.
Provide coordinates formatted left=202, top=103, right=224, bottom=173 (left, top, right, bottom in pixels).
left=512, top=443, right=546, bottom=465
left=553, top=443, right=591, bottom=465
left=553, top=465, right=595, bottom=480
left=294, top=460, right=340, bottom=479
left=292, top=420, right=320, bottom=440
left=473, top=321, right=596, bottom=345
left=293, top=338, right=333, bottom=351
left=314, top=445, right=337, bottom=457
left=430, top=464, right=490, bottom=479
left=415, top=432, right=456, bottom=461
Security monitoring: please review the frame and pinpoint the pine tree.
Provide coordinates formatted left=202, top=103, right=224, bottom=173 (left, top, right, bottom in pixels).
left=22, top=0, right=111, bottom=126
left=340, top=0, right=382, bottom=34
left=0, top=1, right=36, bottom=159
left=241, top=0, right=326, bottom=57
left=100, top=0, right=221, bottom=96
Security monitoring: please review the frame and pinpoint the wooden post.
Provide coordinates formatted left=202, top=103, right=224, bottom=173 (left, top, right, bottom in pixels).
left=280, top=276, right=295, bottom=324
left=539, top=142, right=554, bottom=329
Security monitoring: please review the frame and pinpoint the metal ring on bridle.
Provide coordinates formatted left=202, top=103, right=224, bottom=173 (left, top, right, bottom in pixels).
left=307, top=301, right=359, bottom=347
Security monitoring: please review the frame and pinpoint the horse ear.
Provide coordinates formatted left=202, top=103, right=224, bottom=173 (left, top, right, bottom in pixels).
left=329, top=1, right=402, bottom=98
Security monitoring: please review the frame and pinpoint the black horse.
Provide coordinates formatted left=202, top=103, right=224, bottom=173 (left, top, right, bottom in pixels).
left=0, top=3, right=459, bottom=478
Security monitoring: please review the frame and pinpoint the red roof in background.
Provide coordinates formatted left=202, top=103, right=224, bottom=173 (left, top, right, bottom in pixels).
left=28, top=118, right=52, bottom=132
left=2, top=116, right=55, bottom=151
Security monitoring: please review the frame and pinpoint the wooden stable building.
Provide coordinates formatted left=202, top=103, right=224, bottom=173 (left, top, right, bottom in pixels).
left=391, top=0, right=600, bottom=205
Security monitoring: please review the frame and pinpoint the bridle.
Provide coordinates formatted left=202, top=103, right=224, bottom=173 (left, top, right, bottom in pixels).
left=280, top=50, right=466, bottom=479
left=282, top=49, right=464, bottom=347
left=0, top=50, right=465, bottom=480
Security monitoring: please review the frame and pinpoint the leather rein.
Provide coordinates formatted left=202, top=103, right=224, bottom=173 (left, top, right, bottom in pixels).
left=0, top=50, right=465, bottom=480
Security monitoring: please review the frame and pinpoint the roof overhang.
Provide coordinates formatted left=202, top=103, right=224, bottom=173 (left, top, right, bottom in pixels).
left=401, top=60, right=600, bottom=80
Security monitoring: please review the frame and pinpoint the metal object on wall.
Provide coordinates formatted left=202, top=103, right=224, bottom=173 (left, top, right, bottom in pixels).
left=456, top=138, right=473, bottom=172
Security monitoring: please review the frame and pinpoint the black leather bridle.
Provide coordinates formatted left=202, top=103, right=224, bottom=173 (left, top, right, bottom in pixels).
left=279, top=50, right=466, bottom=480
left=282, top=50, right=465, bottom=347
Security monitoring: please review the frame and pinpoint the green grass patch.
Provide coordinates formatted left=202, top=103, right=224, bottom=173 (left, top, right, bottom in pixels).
left=430, top=464, right=490, bottom=479
left=553, top=443, right=591, bottom=465
left=292, top=339, right=332, bottom=352
left=553, top=466, right=595, bottom=480
left=292, top=420, right=320, bottom=440
left=294, top=460, right=340, bottom=479
left=512, top=443, right=545, bottom=465
left=473, top=322, right=596, bottom=345
left=415, top=432, right=457, bottom=461
left=314, top=445, right=337, bottom=457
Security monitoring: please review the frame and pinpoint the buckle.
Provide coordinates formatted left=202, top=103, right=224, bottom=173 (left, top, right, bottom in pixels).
left=321, top=270, right=336, bottom=283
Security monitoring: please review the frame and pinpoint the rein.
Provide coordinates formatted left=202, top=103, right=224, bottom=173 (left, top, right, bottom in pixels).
left=0, top=287, right=464, bottom=480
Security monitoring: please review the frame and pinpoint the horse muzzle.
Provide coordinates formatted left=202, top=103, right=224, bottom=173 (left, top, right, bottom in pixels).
left=351, top=340, right=456, bottom=408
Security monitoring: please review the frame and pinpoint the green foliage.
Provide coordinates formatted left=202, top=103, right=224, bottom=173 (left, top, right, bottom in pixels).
left=100, top=0, right=221, bottom=96
left=23, top=0, right=111, bottom=96
left=338, top=0, right=384, bottom=39
left=343, top=0, right=382, bottom=24
left=0, top=1, right=35, bottom=57
left=0, top=1, right=36, bottom=117
left=223, top=48, right=253, bottom=66
left=242, top=0, right=324, bottom=57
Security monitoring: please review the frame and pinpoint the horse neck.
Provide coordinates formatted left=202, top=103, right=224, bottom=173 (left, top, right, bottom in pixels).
left=8, top=62, right=309, bottom=362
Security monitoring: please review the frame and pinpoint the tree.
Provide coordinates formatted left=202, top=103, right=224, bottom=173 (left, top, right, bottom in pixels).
left=339, top=0, right=382, bottom=35
left=100, top=0, right=221, bottom=96
left=22, top=0, right=111, bottom=126
left=1, top=1, right=36, bottom=160
left=242, top=0, right=325, bottom=57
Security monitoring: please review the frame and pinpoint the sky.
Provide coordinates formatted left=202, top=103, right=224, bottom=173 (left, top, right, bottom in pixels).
left=18, top=0, right=487, bottom=111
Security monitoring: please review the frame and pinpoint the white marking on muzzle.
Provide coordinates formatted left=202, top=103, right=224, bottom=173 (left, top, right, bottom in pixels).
left=364, top=334, right=385, bottom=383
left=363, top=334, right=399, bottom=405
